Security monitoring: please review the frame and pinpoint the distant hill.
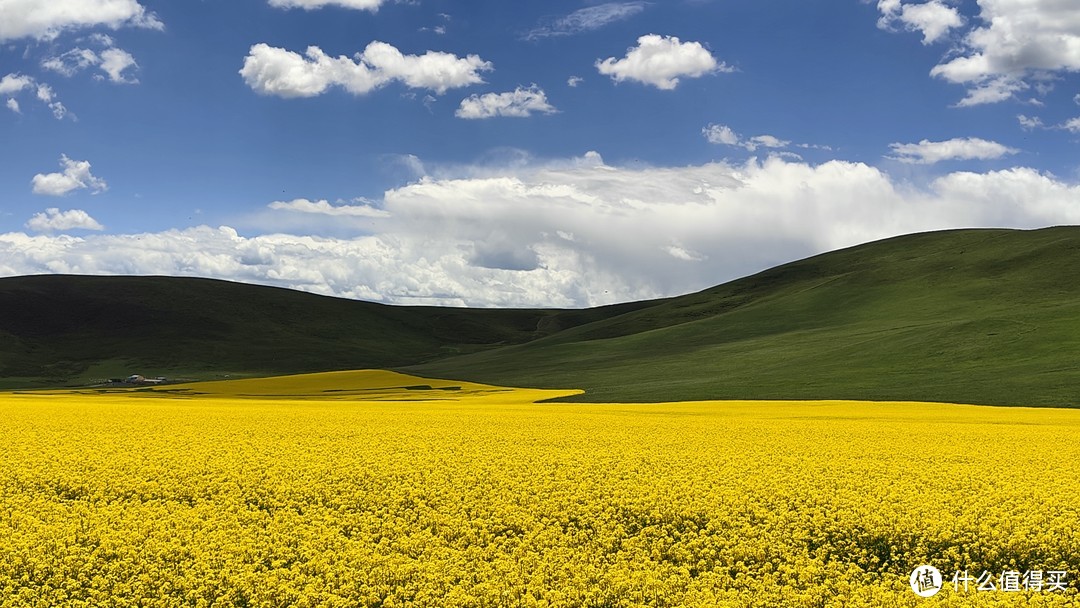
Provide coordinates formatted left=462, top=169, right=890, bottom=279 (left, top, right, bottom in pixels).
left=0, top=275, right=651, bottom=389
left=4, top=227, right=1080, bottom=406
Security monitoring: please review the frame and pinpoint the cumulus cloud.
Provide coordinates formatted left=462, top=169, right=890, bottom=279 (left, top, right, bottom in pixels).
left=31, top=155, right=108, bottom=196
left=268, top=0, right=386, bottom=10
left=25, top=208, right=104, bottom=232
left=526, top=2, right=648, bottom=40
left=5, top=155, right=1080, bottom=307
left=456, top=86, right=557, bottom=119
left=0, top=0, right=163, bottom=42
left=703, top=123, right=792, bottom=151
left=1063, top=117, right=1080, bottom=133
left=240, top=42, right=492, bottom=98
left=567, top=76, right=583, bottom=88
left=877, top=0, right=964, bottom=44
left=5, top=98, right=19, bottom=113
left=596, top=34, right=728, bottom=89
left=887, top=0, right=1080, bottom=106
left=886, top=137, right=1018, bottom=164
left=268, top=198, right=390, bottom=217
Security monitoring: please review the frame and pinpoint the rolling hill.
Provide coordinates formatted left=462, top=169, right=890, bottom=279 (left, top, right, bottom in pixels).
left=0, top=275, right=651, bottom=388
left=4, top=227, right=1080, bottom=406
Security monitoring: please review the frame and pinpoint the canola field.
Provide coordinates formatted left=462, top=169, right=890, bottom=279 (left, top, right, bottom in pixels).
left=2, top=370, right=1079, bottom=607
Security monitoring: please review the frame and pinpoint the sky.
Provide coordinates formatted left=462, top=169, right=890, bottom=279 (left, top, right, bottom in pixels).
left=2, top=0, right=1080, bottom=307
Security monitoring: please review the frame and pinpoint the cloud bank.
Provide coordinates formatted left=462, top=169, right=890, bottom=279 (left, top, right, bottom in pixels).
left=4, top=155, right=1080, bottom=307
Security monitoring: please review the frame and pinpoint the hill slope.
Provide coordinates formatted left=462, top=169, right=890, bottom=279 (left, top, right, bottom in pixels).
left=410, top=227, right=1080, bottom=406
left=0, top=275, right=652, bottom=388
left=5, top=227, right=1080, bottom=406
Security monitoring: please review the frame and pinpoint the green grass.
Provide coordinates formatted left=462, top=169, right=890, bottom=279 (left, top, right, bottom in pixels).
left=408, top=227, right=1080, bottom=407
left=0, top=275, right=651, bottom=389
left=6, top=227, right=1080, bottom=406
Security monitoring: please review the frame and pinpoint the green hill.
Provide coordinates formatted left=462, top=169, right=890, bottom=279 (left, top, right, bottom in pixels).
left=0, top=275, right=650, bottom=388
left=409, top=227, right=1080, bottom=407
left=4, top=227, right=1080, bottom=406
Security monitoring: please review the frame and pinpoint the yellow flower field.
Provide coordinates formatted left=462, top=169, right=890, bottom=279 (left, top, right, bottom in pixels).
left=1, top=370, right=1078, bottom=607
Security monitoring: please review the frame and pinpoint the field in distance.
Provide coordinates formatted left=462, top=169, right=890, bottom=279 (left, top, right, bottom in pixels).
left=3, top=370, right=1078, bottom=606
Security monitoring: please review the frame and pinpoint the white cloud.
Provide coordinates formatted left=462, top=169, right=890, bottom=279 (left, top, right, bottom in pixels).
left=268, top=198, right=390, bottom=217
left=41, top=48, right=99, bottom=76
left=914, top=0, right=1080, bottom=106
left=1017, top=114, right=1044, bottom=129
left=0, top=73, right=34, bottom=95
left=42, top=46, right=139, bottom=83
left=886, top=137, right=1018, bottom=164
left=1062, top=117, right=1080, bottom=133
left=745, top=135, right=790, bottom=152
left=2, top=74, right=70, bottom=119
left=596, top=34, right=728, bottom=90
left=702, top=123, right=740, bottom=146
left=526, top=2, right=648, bottom=40
left=0, top=0, right=162, bottom=42
left=5, top=98, right=19, bottom=113
left=87, top=33, right=116, bottom=46
left=567, top=76, right=583, bottom=88
left=31, top=155, right=108, bottom=196
left=240, top=42, right=492, bottom=98
left=268, top=0, right=386, bottom=10
left=950, top=76, right=1029, bottom=108
left=665, top=244, right=706, bottom=262
left=877, top=0, right=964, bottom=44
left=34, top=83, right=69, bottom=119
left=99, top=48, right=139, bottom=83
left=25, top=208, right=104, bottom=232
left=703, top=123, right=791, bottom=151
left=456, top=86, right=557, bottom=119
left=5, top=155, right=1080, bottom=308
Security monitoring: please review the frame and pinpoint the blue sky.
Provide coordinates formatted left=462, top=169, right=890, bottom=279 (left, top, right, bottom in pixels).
left=2, top=0, right=1080, bottom=306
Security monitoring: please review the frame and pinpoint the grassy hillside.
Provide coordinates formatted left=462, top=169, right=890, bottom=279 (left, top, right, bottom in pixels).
left=6, top=227, right=1080, bottom=406
left=410, top=227, right=1080, bottom=407
left=0, top=275, right=652, bottom=388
